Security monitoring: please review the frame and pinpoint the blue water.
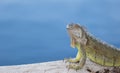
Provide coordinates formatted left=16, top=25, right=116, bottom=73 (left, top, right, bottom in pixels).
left=0, top=0, right=120, bottom=66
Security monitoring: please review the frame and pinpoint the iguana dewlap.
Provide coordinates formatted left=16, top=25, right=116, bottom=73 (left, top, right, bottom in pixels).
left=66, top=23, right=120, bottom=70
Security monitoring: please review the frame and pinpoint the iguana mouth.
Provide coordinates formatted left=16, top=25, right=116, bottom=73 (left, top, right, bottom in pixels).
left=66, top=24, right=76, bottom=48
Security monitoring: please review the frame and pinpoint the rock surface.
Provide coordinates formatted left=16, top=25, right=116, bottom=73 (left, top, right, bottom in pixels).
left=0, top=59, right=119, bottom=73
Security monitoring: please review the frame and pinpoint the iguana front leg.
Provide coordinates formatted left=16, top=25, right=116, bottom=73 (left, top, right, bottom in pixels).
left=67, top=55, right=86, bottom=70
left=65, top=38, right=82, bottom=63
left=65, top=50, right=81, bottom=63
left=66, top=44, right=86, bottom=70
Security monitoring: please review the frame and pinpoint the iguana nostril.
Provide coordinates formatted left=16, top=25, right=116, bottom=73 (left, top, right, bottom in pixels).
left=66, top=25, right=69, bottom=29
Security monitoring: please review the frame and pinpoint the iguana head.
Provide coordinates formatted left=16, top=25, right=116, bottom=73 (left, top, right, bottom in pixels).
left=66, top=23, right=87, bottom=48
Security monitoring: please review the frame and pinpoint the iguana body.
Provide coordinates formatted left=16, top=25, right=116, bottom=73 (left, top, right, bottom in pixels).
left=66, top=23, right=120, bottom=70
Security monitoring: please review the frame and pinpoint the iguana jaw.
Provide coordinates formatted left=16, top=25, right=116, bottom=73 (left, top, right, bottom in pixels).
left=71, top=38, right=76, bottom=48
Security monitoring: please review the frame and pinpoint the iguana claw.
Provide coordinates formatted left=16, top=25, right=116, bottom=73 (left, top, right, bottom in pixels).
left=66, top=63, right=82, bottom=71
left=64, top=58, right=74, bottom=63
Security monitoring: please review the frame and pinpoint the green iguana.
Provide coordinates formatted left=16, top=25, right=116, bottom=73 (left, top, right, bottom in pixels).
left=65, top=23, right=120, bottom=70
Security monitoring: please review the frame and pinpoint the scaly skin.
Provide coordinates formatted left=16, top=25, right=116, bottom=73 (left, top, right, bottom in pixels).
left=65, top=23, right=120, bottom=70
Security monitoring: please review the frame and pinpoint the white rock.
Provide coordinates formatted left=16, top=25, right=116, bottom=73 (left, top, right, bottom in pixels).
left=0, top=59, right=109, bottom=73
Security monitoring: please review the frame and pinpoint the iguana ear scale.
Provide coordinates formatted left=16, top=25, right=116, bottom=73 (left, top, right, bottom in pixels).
left=81, top=38, right=87, bottom=45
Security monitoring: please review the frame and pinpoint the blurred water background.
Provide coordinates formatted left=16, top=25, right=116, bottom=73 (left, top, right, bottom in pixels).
left=0, top=0, right=120, bottom=66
